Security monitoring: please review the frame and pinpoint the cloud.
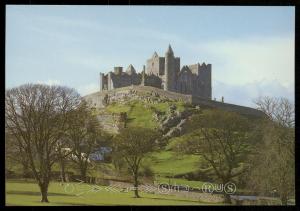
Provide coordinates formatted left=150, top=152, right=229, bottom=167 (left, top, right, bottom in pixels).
left=183, top=35, right=295, bottom=107
left=213, top=79, right=294, bottom=107
left=28, top=25, right=80, bottom=43
left=8, top=10, right=294, bottom=106
left=24, top=13, right=184, bottom=45
left=77, top=83, right=99, bottom=96
left=72, top=34, right=294, bottom=105
left=200, top=35, right=294, bottom=88
left=36, top=79, right=61, bottom=85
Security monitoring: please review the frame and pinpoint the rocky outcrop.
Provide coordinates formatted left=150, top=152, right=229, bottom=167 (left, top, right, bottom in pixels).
left=84, top=86, right=191, bottom=109
left=84, top=85, right=265, bottom=118
left=96, top=112, right=126, bottom=134
left=159, top=107, right=194, bottom=139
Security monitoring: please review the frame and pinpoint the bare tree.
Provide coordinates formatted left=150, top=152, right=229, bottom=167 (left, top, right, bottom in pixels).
left=5, top=84, right=81, bottom=202
left=65, top=102, right=105, bottom=182
left=55, top=139, right=73, bottom=183
left=249, top=97, right=295, bottom=205
left=254, top=96, right=294, bottom=128
left=174, top=110, right=255, bottom=204
left=113, top=127, right=158, bottom=198
left=5, top=131, right=31, bottom=178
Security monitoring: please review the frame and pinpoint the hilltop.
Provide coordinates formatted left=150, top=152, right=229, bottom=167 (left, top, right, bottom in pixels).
left=83, top=85, right=265, bottom=138
left=84, top=85, right=264, bottom=118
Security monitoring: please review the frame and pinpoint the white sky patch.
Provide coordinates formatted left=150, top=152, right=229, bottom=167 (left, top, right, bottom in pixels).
left=183, top=35, right=295, bottom=107
left=65, top=56, right=103, bottom=71
left=77, top=83, right=99, bottom=96
left=36, top=79, right=61, bottom=85
left=200, top=35, right=294, bottom=87
left=213, top=79, right=294, bottom=107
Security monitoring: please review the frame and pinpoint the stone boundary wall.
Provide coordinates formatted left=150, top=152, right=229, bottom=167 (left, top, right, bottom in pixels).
left=191, top=96, right=266, bottom=118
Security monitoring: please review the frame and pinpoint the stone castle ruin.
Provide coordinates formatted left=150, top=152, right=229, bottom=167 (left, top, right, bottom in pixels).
left=99, top=45, right=212, bottom=99
left=85, top=45, right=265, bottom=131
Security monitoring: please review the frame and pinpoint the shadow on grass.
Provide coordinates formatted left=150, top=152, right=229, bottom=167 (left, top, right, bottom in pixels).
left=6, top=190, right=74, bottom=197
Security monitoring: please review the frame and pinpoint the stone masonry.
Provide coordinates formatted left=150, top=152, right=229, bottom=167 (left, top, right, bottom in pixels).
left=99, top=45, right=212, bottom=99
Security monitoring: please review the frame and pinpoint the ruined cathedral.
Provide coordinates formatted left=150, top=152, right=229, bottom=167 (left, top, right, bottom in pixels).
left=99, top=45, right=212, bottom=99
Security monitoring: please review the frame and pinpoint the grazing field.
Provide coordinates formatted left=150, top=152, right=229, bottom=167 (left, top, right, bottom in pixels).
left=6, top=180, right=219, bottom=206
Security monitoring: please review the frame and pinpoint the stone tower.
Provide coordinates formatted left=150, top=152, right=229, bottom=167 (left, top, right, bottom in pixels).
left=99, top=73, right=104, bottom=92
left=164, top=44, right=175, bottom=91
left=141, top=65, right=146, bottom=86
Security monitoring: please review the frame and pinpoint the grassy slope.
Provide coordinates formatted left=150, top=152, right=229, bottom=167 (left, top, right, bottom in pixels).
left=146, top=151, right=200, bottom=176
left=90, top=98, right=209, bottom=199
left=105, top=100, right=185, bottom=129
left=9, top=99, right=207, bottom=190
left=105, top=99, right=207, bottom=187
left=6, top=180, right=218, bottom=206
left=6, top=99, right=212, bottom=205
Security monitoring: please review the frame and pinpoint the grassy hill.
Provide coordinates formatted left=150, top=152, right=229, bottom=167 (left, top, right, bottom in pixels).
left=104, top=99, right=186, bottom=129
left=6, top=87, right=266, bottom=206
left=7, top=92, right=211, bottom=190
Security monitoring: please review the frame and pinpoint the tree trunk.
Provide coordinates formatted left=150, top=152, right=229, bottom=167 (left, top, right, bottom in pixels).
left=133, top=172, right=140, bottom=198
left=80, top=167, right=87, bottom=183
left=60, top=159, right=66, bottom=182
left=222, top=179, right=232, bottom=204
left=39, top=182, right=49, bottom=203
left=22, top=161, right=31, bottom=178
left=280, top=194, right=288, bottom=205
left=223, top=192, right=232, bottom=204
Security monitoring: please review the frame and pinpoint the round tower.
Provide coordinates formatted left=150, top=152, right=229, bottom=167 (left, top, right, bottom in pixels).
left=164, top=44, right=175, bottom=91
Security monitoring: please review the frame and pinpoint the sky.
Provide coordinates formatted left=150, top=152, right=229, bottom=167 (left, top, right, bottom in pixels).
left=6, top=6, right=295, bottom=107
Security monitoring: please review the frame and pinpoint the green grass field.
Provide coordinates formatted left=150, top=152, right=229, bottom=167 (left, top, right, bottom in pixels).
left=147, top=150, right=200, bottom=176
left=6, top=180, right=219, bottom=206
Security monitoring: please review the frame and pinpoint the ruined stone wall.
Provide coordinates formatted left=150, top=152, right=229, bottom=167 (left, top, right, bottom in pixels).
left=196, top=64, right=211, bottom=99
left=188, top=63, right=200, bottom=75
left=146, top=57, right=159, bottom=75
left=159, top=57, right=165, bottom=75
left=103, top=75, right=108, bottom=90
left=174, top=57, right=180, bottom=76
left=99, top=46, right=212, bottom=100
left=84, top=91, right=105, bottom=108
left=110, top=72, right=142, bottom=89
left=191, top=95, right=265, bottom=118
left=84, top=86, right=192, bottom=109
left=176, top=68, right=193, bottom=94
left=144, top=74, right=162, bottom=88
left=185, top=63, right=212, bottom=99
